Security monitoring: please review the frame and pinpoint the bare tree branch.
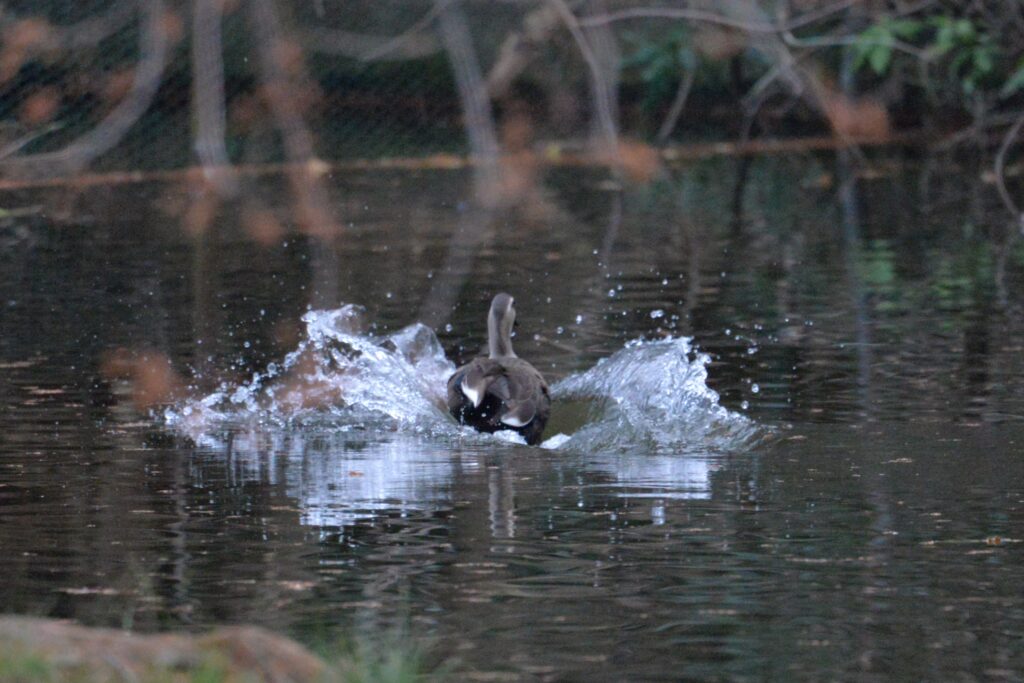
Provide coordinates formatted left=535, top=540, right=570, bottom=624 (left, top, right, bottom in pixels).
left=300, top=4, right=444, bottom=62
left=437, top=0, right=500, bottom=199
left=994, top=110, right=1024, bottom=232
left=0, top=0, right=137, bottom=50
left=656, top=65, right=695, bottom=145
left=2, top=1, right=169, bottom=178
left=417, top=0, right=501, bottom=329
left=249, top=0, right=341, bottom=241
left=60, top=0, right=137, bottom=49
left=579, top=0, right=858, bottom=33
left=547, top=0, right=620, bottom=167
left=486, top=4, right=562, bottom=99
left=192, top=0, right=236, bottom=193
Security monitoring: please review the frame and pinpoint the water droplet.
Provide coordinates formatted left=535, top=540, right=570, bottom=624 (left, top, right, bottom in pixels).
left=386, top=292, right=393, bottom=299
left=724, top=328, right=731, bottom=336
left=650, top=309, right=665, bottom=319
left=607, top=289, right=616, bottom=298
left=575, top=315, right=583, bottom=324
left=751, top=384, right=760, bottom=394
left=444, top=323, right=453, bottom=333
left=651, top=505, right=665, bottom=525
left=741, top=400, right=749, bottom=410
left=243, top=341, right=251, bottom=349
left=747, top=346, right=758, bottom=355
left=556, top=326, right=564, bottom=335
left=661, top=278, right=669, bottom=286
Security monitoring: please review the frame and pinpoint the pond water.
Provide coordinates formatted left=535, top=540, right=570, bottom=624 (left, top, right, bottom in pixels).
left=1, top=155, right=1023, bottom=680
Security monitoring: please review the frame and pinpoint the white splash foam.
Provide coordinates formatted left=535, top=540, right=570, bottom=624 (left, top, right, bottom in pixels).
left=165, top=305, right=456, bottom=440
left=550, top=337, right=760, bottom=453
left=166, top=307, right=760, bottom=454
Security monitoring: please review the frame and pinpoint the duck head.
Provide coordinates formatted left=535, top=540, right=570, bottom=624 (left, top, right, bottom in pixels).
left=487, top=293, right=517, bottom=358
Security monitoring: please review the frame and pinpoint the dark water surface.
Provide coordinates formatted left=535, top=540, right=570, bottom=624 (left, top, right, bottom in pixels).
left=1, top=156, right=1023, bottom=680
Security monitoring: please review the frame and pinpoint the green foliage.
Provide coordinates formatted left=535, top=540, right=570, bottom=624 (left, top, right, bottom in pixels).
left=852, top=12, right=1014, bottom=99
left=330, top=644, right=422, bottom=683
left=929, top=16, right=998, bottom=95
left=622, top=29, right=702, bottom=110
left=0, top=651, right=55, bottom=683
left=999, top=58, right=1024, bottom=98
left=852, top=18, right=922, bottom=75
left=858, top=239, right=906, bottom=314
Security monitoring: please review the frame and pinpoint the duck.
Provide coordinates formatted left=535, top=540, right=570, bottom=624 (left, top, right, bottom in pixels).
left=447, top=293, right=551, bottom=445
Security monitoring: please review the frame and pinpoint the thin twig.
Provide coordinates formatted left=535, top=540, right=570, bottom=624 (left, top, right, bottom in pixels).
left=547, top=0, right=621, bottom=169
left=0, top=123, right=62, bottom=160
left=994, top=110, right=1024, bottom=230
left=301, top=3, right=445, bottom=64
left=579, top=0, right=857, bottom=33
left=933, top=110, right=1024, bottom=151
left=782, top=32, right=928, bottom=60
left=361, top=1, right=447, bottom=61
left=60, top=0, right=137, bottom=49
left=301, top=27, right=441, bottom=61
left=656, top=66, right=695, bottom=145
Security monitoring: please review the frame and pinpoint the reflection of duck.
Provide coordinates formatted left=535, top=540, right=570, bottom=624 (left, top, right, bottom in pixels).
left=447, top=293, right=550, bottom=445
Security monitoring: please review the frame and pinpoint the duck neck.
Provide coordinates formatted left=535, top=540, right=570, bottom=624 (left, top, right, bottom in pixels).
left=488, top=312, right=515, bottom=358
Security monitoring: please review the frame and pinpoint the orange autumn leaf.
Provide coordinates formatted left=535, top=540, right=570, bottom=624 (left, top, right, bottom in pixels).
left=242, top=205, right=285, bottom=247
left=100, top=348, right=184, bottom=411
left=616, top=139, right=662, bottom=184
left=18, top=86, right=60, bottom=126
left=823, top=93, right=891, bottom=139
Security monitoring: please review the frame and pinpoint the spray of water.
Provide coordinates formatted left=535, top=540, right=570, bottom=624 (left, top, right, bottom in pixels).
left=166, top=305, right=760, bottom=453
left=549, top=337, right=760, bottom=453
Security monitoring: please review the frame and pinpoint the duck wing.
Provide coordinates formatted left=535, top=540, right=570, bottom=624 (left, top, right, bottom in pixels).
left=497, top=359, right=550, bottom=429
left=448, top=357, right=505, bottom=410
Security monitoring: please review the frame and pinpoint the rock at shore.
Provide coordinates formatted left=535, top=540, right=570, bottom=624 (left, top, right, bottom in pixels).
left=0, top=616, right=327, bottom=682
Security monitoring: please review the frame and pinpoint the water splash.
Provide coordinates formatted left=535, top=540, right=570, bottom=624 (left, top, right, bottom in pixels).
left=547, top=337, right=761, bottom=453
left=167, top=305, right=760, bottom=453
left=165, top=305, right=456, bottom=442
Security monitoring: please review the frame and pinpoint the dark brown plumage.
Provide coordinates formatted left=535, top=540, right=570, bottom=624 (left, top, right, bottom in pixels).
left=447, top=293, right=551, bottom=445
